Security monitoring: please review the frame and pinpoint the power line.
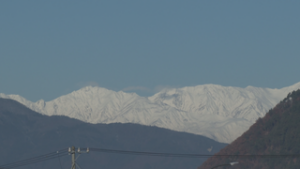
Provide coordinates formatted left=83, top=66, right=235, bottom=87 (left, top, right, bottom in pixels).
left=1, top=152, right=68, bottom=169
left=6, top=153, right=69, bottom=169
left=90, top=148, right=211, bottom=158
left=2, top=146, right=300, bottom=169
left=0, top=149, right=68, bottom=169
left=90, top=148, right=300, bottom=158
left=58, top=154, right=63, bottom=169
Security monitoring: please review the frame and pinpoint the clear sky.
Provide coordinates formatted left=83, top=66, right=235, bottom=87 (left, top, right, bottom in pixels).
left=1, top=1, right=299, bottom=102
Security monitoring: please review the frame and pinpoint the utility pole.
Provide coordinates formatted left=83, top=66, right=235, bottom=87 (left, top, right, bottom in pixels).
left=68, top=146, right=89, bottom=169
left=70, top=146, right=76, bottom=169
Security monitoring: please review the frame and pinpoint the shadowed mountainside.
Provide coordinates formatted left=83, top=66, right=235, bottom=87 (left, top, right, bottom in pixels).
left=0, top=98, right=227, bottom=169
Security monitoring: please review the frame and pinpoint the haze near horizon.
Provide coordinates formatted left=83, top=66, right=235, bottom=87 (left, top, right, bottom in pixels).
left=0, top=1, right=299, bottom=101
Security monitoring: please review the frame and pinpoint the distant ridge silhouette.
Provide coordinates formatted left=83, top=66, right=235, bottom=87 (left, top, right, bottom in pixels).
left=0, top=98, right=226, bottom=169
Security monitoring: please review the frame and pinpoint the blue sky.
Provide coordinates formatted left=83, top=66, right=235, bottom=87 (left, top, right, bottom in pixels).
left=1, top=1, right=299, bottom=101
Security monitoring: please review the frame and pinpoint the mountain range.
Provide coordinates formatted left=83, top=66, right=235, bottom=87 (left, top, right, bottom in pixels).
left=1, top=82, right=300, bottom=143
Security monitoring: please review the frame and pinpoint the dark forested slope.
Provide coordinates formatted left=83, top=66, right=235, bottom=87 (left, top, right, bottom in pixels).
left=0, top=98, right=227, bottom=169
left=198, top=89, right=300, bottom=169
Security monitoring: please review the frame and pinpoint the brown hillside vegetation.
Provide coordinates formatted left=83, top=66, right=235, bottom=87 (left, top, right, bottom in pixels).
left=198, top=89, right=300, bottom=169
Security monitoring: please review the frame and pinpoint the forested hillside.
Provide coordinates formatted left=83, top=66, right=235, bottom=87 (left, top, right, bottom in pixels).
left=198, top=89, right=300, bottom=169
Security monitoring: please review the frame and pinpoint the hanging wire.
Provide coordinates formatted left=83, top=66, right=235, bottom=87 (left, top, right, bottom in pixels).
left=0, top=148, right=68, bottom=169
left=89, top=147, right=300, bottom=158
left=2, top=147, right=300, bottom=169
left=58, top=151, right=63, bottom=169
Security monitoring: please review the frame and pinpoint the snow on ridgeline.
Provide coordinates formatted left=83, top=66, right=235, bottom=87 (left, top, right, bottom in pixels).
left=1, top=82, right=300, bottom=143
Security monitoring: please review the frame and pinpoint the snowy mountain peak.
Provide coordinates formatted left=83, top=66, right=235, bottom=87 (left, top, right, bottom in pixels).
left=1, top=82, right=300, bottom=143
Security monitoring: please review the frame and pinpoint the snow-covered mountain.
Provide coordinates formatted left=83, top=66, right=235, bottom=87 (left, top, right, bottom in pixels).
left=1, top=82, right=300, bottom=143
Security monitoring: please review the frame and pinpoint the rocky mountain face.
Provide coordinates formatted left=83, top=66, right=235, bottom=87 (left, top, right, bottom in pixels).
left=0, top=98, right=227, bottom=169
left=1, top=82, right=300, bottom=143
left=198, top=89, right=300, bottom=169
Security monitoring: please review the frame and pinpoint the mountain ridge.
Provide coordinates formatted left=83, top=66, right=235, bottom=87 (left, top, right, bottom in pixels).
left=1, top=82, right=300, bottom=143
